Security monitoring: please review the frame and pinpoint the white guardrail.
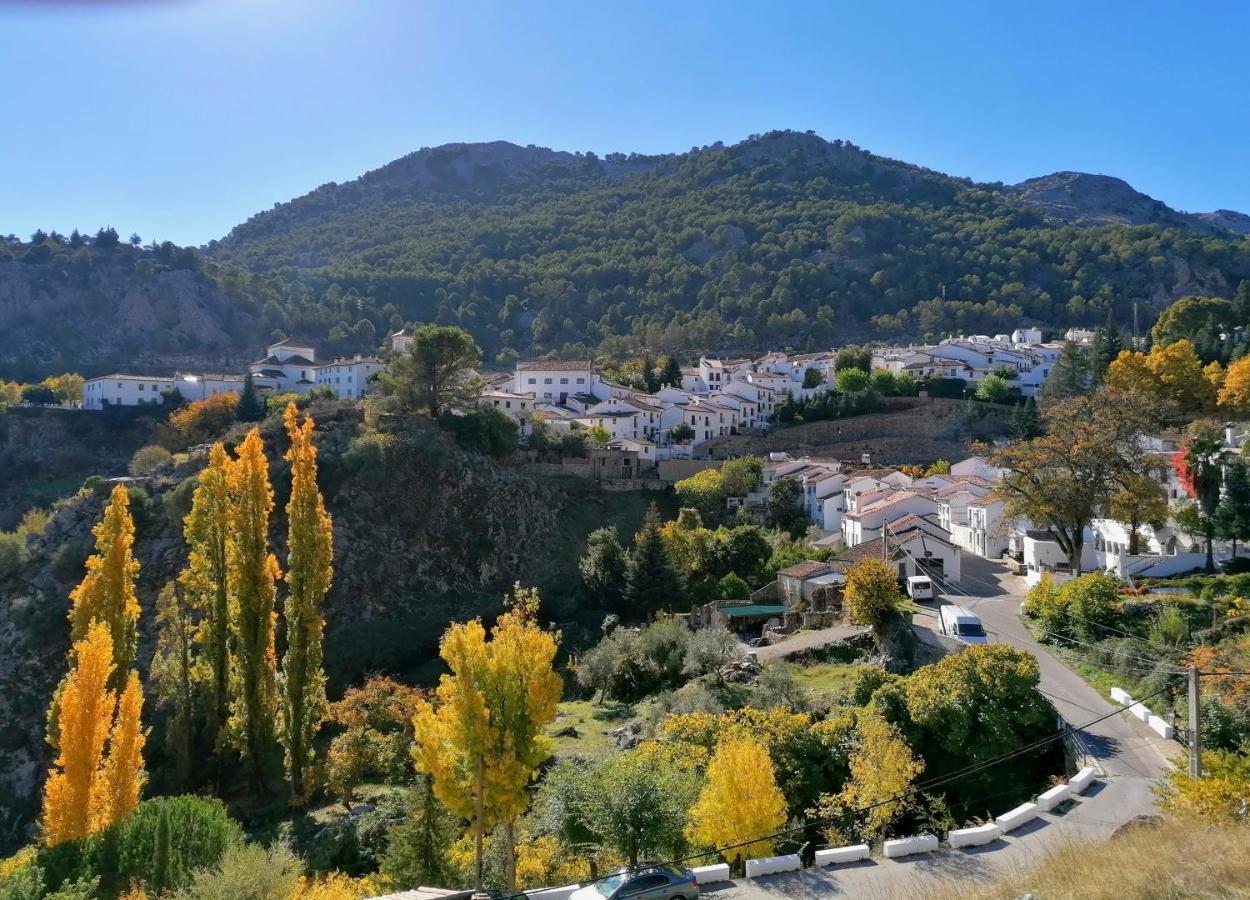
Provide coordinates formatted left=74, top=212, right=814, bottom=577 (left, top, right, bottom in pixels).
left=691, top=864, right=731, bottom=885
left=813, top=844, right=870, bottom=866
left=1110, top=686, right=1177, bottom=739
left=883, top=834, right=939, bottom=858
left=744, top=854, right=801, bottom=878
left=947, top=823, right=1000, bottom=848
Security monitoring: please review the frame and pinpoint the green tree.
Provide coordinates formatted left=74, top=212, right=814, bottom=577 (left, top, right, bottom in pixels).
left=766, top=477, right=807, bottom=538
left=378, top=324, right=482, bottom=417
left=579, top=526, right=628, bottom=612
left=1151, top=296, right=1235, bottom=352
left=683, top=626, right=744, bottom=685
left=715, top=572, right=750, bottom=601
left=834, top=367, right=870, bottom=393
left=1216, top=459, right=1250, bottom=555
left=660, top=355, right=683, bottom=388
left=1092, top=314, right=1124, bottom=382
left=674, top=469, right=726, bottom=523
left=236, top=374, right=265, bottom=422
left=1008, top=396, right=1044, bottom=440
left=623, top=505, right=684, bottom=618
left=379, top=776, right=460, bottom=890
left=802, top=368, right=823, bottom=389
left=1176, top=422, right=1226, bottom=572
left=1108, top=473, right=1168, bottom=555
left=585, top=424, right=612, bottom=447
left=1038, top=340, right=1089, bottom=404
left=975, top=374, right=1011, bottom=402
left=719, top=456, right=763, bottom=497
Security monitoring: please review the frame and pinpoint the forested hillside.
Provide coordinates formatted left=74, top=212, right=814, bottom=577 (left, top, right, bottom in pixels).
left=7, top=131, right=1250, bottom=379
left=206, top=130, right=1250, bottom=361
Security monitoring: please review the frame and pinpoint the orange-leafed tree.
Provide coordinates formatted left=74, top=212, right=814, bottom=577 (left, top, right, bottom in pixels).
left=69, top=484, right=140, bottom=685
left=280, top=404, right=333, bottom=801
left=227, top=428, right=282, bottom=786
left=41, top=622, right=118, bottom=846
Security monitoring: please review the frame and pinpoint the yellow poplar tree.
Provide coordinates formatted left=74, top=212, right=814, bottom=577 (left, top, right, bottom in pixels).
left=179, top=443, right=235, bottom=752
left=1218, top=355, right=1250, bottom=412
left=69, top=484, right=140, bottom=684
left=228, top=427, right=282, bottom=784
left=92, top=671, right=147, bottom=830
left=412, top=585, right=561, bottom=892
left=835, top=713, right=923, bottom=840
left=41, top=622, right=118, bottom=846
left=280, top=404, right=333, bottom=801
left=686, top=735, right=787, bottom=869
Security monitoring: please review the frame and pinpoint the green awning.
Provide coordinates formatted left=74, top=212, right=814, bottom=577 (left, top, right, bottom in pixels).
left=719, top=604, right=787, bottom=618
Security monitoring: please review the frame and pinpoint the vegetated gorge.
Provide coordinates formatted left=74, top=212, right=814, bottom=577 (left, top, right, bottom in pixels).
left=2, top=130, right=1250, bottom=379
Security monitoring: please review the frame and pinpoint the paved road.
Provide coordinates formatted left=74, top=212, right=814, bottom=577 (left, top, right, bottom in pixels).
left=709, top=556, right=1180, bottom=900
left=752, top=625, right=869, bottom=661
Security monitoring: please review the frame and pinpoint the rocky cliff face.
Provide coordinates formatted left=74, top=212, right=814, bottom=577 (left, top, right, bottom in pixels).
left=0, top=406, right=563, bottom=849
left=0, top=249, right=257, bottom=380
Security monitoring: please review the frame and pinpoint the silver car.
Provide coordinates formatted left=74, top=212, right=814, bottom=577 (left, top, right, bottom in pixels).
left=569, top=865, right=700, bottom=900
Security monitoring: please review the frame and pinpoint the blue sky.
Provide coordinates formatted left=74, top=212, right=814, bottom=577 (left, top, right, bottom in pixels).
left=2, top=0, right=1248, bottom=247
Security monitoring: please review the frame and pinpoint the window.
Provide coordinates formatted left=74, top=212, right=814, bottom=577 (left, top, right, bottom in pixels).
left=559, top=377, right=569, bottom=384
left=528, top=378, right=537, bottom=385
left=138, top=384, right=145, bottom=391
left=544, top=378, right=553, bottom=385
left=576, top=377, right=585, bottom=384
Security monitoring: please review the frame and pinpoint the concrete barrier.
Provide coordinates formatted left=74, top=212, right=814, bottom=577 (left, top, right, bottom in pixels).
left=527, top=886, right=579, bottom=900
left=883, top=834, right=938, bottom=858
left=996, top=802, right=1040, bottom=833
left=1148, top=715, right=1175, bottom=739
left=1068, top=765, right=1097, bottom=794
left=1037, top=783, right=1071, bottom=812
left=814, top=845, right=870, bottom=866
left=692, top=864, right=731, bottom=885
left=1129, top=702, right=1152, bottom=722
left=745, top=854, right=801, bottom=878
left=1110, top=687, right=1132, bottom=704
left=947, top=823, right=1000, bottom=848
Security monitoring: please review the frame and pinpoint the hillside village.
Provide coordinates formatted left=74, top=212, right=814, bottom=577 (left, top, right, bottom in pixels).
left=3, top=316, right=1250, bottom=900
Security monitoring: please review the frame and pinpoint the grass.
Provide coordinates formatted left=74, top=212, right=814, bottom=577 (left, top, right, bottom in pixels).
left=917, top=817, right=1250, bottom=900
left=791, top=662, right=859, bottom=699
left=546, top=699, right=637, bottom=758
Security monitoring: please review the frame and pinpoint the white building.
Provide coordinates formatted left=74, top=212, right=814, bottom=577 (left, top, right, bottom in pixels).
left=388, top=328, right=413, bottom=354
left=249, top=339, right=319, bottom=395
left=512, top=361, right=608, bottom=404
left=315, top=356, right=385, bottom=400
left=83, top=372, right=272, bottom=410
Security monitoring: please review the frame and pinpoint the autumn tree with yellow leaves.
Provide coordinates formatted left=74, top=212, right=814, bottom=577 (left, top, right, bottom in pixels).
left=69, top=484, right=140, bottom=685
left=411, top=584, right=561, bottom=892
left=178, top=443, right=235, bottom=758
left=814, top=713, right=922, bottom=844
left=280, top=403, right=334, bottom=801
left=685, top=735, right=787, bottom=871
left=41, top=622, right=146, bottom=846
left=228, top=428, right=282, bottom=785
left=1105, top=340, right=1221, bottom=413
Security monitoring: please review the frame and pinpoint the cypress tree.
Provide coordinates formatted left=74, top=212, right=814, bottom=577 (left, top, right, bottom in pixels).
left=152, top=803, right=173, bottom=893
left=1092, top=314, right=1124, bottom=382
left=237, top=373, right=265, bottom=421
left=280, top=404, right=333, bottom=801
left=622, top=503, right=684, bottom=618
left=1008, top=396, right=1044, bottom=440
left=1038, top=340, right=1089, bottom=405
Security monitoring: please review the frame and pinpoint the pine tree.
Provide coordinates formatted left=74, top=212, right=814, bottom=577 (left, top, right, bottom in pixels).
left=660, top=355, right=683, bottom=388
left=68, top=484, right=140, bottom=685
left=1038, top=340, right=1090, bottom=405
left=280, top=404, right=333, bottom=801
left=179, top=443, right=234, bottom=757
left=237, top=373, right=265, bottom=422
left=1092, top=314, right=1124, bottom=383
left=41, top=622, right=118, bottom=846
left=1008, top=396, right=1044, bottom=440
left=228, top=428, right=282, bottom=786
left=93, top=670, right=146, bottom=831
left=622, top=503, right=684, bottom=618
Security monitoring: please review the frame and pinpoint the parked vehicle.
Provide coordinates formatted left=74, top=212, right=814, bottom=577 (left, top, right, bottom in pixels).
left=906, top=575, right=935, bottom=601
left=569, top=865, right=699, bottom=900
left=938, top=604, right=987, bottom=644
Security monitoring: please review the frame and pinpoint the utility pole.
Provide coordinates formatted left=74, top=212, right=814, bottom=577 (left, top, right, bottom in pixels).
left=1188, top=666, right=1202, bottom=778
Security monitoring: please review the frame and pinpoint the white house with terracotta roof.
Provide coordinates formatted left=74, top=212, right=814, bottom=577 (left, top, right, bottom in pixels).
left=834, top=515, right=962, bottom=584
left=842, top=488, right=940, bottom=548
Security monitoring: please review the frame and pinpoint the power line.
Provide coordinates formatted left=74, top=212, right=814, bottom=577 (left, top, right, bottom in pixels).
left=498, top=682, right=1178, bottom=898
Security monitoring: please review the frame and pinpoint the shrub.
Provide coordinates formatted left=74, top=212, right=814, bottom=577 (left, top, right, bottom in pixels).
left=173, top=840, right=300, bottom=900
left=16, top=507, right=50, bottom=538
left=715, top=572, right=751, bottom=602
left=39, top=796, right=242, bottom=896
left=0, top=531, right=29, bottom=579
left=129, top=445, right=173, bottom=477
left=163, top=393, right=239, bottom=448
left=436, top=407, right=517, bottom=458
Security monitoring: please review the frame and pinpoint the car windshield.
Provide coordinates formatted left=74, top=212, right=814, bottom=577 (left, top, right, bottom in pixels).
left=957, top=622, right=985, bottom=637
left=595, top=874, right=629, bottom=897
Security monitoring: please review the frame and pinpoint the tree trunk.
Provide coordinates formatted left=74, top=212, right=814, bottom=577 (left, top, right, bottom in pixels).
left=1069, top=536, right=1084, bottom=575
left=504, top=821, right=516, bottom=892
left=1128, top=515, right=1140, bottom=556
left=474, top=755, right=485, bottom=893
left=1205, top=534, right=1216, bottom=574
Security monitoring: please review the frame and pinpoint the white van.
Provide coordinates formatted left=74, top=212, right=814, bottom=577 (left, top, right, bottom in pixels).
left=938, top=605, right=987, bottom=644
left=906, top=575, right=935, bottom=601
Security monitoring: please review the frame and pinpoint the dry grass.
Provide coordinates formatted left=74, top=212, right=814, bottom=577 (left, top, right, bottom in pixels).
left=918, top=818, right=1250, bottom=900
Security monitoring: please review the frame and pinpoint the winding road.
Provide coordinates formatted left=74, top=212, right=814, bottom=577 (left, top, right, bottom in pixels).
left=709, top=556, right=1180, bottom=900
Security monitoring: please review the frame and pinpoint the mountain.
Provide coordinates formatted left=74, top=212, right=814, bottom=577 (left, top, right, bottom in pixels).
left=1008, top=171, right=1250, bottom=234
left=5, top=131, right=1250, bottom=378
